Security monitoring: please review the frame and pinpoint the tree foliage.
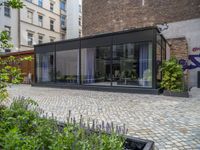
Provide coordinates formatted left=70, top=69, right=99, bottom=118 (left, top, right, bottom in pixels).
left=0, top=56, right=32, bottom=102
left=0, top=0, right=23, bottom=9
left=0, top=0, right=26, bottom=102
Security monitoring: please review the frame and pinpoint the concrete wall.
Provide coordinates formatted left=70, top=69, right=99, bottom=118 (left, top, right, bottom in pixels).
left=66, top=0, right=82, bottom=39
left=161, top=18, right=200, bottom=87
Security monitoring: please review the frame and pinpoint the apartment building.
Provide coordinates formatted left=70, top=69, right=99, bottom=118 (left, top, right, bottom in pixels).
left=0, top=0, right=82, bottom=52
left=0, top=3, right=19, bottom=52
left=20, top=0, right=63, bottom=51
left=83, top=0, right=200, bottom=87
left=66, top=0, right=82, bottom=39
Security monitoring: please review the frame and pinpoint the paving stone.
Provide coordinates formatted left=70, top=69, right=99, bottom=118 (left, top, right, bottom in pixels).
left=6, top=85, right=200, bottom=149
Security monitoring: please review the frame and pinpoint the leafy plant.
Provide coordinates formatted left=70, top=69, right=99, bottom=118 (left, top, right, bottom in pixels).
left=0, top=98, right=125, bottom=150
left=160, top=57, right=184, bottom=92
left=0, top=56, right=32, bottom=102
left=0, top=0, right=26, bottom=103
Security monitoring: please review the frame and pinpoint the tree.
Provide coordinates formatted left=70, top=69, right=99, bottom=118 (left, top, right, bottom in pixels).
left=0, top=0, right=31, bottom=102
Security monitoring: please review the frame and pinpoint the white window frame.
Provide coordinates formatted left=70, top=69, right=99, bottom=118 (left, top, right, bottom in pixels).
left=50, top=19, right=55, bottom=31
left=38, top=15, right=43, bottom=27
left=27, top=10, right=33, bottom=23
left=27, top=32, right=33, bottom=46
left=50, top=2, right=54, bottom=12
left=4, top=5, right=10, bottom=17
left=38, top=35, right=43, bottom=44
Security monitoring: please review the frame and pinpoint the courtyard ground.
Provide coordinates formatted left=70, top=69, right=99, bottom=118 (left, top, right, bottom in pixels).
left=7, top=85, right=200, bottom=150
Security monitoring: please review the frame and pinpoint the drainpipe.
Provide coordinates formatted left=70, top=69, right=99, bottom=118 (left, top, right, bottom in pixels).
left=18, top=9, right=21, bottom=51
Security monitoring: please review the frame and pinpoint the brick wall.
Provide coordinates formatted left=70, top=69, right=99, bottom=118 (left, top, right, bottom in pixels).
left=83, top=0, right=200, bottom=36
left=168, top=37, right=189, bottom=85
left=168, top=38, right=188, bottom=61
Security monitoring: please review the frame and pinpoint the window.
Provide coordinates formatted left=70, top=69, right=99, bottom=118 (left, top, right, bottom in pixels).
left=4, top=5, right=10, bottom=17
left=27, top=10, right=33, bottom=23
left=56, top=50, right=79, bottom=84
left=5, top=49, right=11, bottom=53
left=61, top=34, right=65, bottom=40
left=27, top=33, right=33, bottom=46
left=81, top=42, right=153, bottom=88
left=38, top=0, right=43, bottom=7
left=112, top=42, right=152, bottom=87
left=60, top=1, right=65, bottom=11
left=38, top=15, right=43, bottom=27
left=26, top=0, right=32, bottom=2
left=50, top=19, right=54, bottom=31
left=36, top=52, right=55, bottom=82
left=61, top=15, right=66, bottom=26
left=81, top=46, right=111, bottom=86
left=50, top=38, right=55, bottom=42
left=79, top=17, right=81, bottom=26
left=38, top=35, right=43, bottom=44
left=79, top=5, right=82, bottom=13
left=50, top=3, right=54, bottom=12
left=4, top=26, right=11, bottom=37
left=79, top=30, right=82, bottom=37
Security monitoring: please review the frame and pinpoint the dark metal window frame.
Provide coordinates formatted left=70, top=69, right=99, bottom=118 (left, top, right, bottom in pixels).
left=34, top=27, right=166, bottom=91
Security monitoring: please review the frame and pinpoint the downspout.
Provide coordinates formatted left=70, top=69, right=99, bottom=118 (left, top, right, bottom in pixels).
left=18, top=9, right=21, bottom=51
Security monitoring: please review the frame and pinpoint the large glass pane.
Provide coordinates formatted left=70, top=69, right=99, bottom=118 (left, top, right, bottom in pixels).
left=36, top=52, right=55, bottom=83
left=112, top=42, right=152, bottom=88
left=56, top=49, right=79, bottom=84
left=81, top=46, right=111, bottom=86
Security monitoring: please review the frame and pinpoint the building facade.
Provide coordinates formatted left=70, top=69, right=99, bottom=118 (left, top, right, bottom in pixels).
left=66, top=0, right=82, bottom=39
left=20, top=0, right=62, bottom=51
left=0, top=0, right=82, bottom=52
left=0, top=3, right=19, bottom=52
left=83, top=0, right=200, bottom=88
left=34, top=27, right=166, bottom=94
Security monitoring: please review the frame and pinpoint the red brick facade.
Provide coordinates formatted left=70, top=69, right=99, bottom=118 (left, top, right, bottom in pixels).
left=83, top=0, right=200, bottom=36
left=168, top=38, right=188, bottom=61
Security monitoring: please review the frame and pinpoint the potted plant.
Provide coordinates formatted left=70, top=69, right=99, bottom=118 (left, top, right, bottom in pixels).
left=161, top=57, right=189, bottom=97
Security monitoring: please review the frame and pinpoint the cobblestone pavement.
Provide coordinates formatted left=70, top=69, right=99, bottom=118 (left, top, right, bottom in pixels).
left=7, top=85, right=200, bottom=150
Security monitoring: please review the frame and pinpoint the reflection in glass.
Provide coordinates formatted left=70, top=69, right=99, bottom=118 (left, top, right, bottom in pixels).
left=81, top=46, right=111, bottom=86
left=36, top=52, right=55, bottom=82
left=112, top=42, right=152, bottom=87
left=56, top=50, right=79, bottom=84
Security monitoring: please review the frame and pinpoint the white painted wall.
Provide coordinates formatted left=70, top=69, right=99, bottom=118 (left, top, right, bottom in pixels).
left=0, top=6, right=19, bottom=52
left=66, top=0, right=82, bottom=39
left=160, top=18, right=200, bottom=88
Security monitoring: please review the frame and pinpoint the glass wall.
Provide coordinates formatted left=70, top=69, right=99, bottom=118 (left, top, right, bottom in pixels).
left=35, top=28, right=165, bottom=90
left=56, top=49, right=79, bottom=84
left=80, top=42, right=152, bottom=88
left=36, top=52, right=55, bottom=82
left=112, top=42, right=152, bottom=87
left=156, top=34, right=166, bottom=88
left=81, top=46, right=111, bottom=86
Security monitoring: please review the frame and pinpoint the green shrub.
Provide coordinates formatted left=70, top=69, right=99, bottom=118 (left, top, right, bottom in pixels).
left=160, top=57, right=184, bottom=92
left=0, top=98, right=124, bottom=150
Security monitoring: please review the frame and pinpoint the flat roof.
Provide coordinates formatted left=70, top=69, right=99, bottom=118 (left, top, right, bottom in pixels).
left=35, top=26, right=160, bottom=47
left=0, top=50, right=34, bottom=57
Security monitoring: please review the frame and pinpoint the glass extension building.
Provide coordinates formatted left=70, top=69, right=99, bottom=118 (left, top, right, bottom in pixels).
left=34, top=27, right=166, bottom=94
